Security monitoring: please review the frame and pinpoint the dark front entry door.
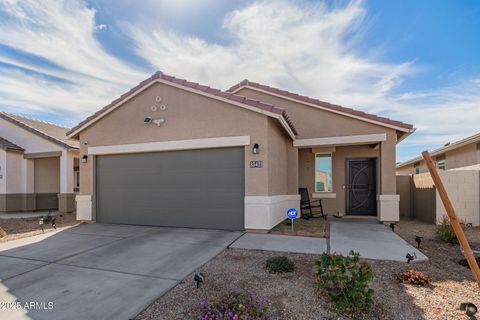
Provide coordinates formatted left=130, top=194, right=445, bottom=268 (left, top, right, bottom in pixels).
left=346, top=158, right=377, bottom=215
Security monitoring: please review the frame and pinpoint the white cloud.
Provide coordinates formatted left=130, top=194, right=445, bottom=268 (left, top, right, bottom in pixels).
left=0, top=0, right=148, bottom=119
left=0, top=0, right=478, bottom=161
left=95, top=23, right=107, bottom=31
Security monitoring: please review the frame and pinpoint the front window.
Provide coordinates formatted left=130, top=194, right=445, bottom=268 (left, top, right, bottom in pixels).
left=315, top=153, right=332, bottom=192
left=414, top=162, right=420, bottom=174
left=436, top=155, right=446, bottom=170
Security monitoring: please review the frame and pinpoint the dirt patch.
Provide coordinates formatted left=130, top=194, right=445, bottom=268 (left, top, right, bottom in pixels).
left=0, top=213, right=80, bottom=243
left=137, top=219, right=480, bottom=320
left=270, top=218, right=327, bottom=238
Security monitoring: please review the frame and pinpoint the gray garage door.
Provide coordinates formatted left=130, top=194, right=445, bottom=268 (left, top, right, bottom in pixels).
left=96, top=147, right=245, bottom=230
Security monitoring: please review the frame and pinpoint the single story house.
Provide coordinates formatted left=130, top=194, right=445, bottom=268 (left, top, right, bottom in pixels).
left=0, top=113, right=79, bottom=213
left=396, top=132, right=480, bottom=226
left=67, top=72, right=414, bottom=231
left=396, top=132, right=480, bottom=175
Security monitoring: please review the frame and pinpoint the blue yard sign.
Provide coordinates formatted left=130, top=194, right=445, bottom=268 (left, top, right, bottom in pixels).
left=287, top=208, right=298, bottom=219
left=286, top=208, right=298, bottom=233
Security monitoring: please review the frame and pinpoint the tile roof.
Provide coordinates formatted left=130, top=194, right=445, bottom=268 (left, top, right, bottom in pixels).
left=0, top=112, right=79, bottom=149
left=227, top=80, right=414, bottom=131
left=67, top=72, right=298, bottom=137
left=0, top=137, right=23, bottom=152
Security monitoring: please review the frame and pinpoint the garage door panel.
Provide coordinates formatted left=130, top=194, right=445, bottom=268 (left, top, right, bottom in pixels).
left=96, top=147, right=245, bottom=230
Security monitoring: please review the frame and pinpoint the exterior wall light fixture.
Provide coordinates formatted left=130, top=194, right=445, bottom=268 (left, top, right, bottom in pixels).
left=81, top=155, right=88, bottom=163
left=252, top=143, right=259, bottom=154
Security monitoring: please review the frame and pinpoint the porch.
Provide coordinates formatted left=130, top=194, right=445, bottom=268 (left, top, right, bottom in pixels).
left=294, top=133, right=400, bottom=222
left=0, top=151, right=79, bottom=213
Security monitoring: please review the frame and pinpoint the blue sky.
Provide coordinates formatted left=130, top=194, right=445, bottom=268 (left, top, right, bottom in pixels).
left=0, top=0, right=479, bottom=162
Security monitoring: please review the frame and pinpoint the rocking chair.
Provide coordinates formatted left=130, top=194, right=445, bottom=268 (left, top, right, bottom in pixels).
left=299, top=188, right=325, bottom=219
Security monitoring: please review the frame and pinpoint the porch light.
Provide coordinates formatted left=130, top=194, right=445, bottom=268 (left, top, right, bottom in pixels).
left=415, top=235, right=423, bottom=248
left=460, top=303, right=477, bottom=317
left=252, top=143, right=259, bottom=154
left=406, top=252, right=416, bottom=264
left=38, top=217, right=44, bottom=233
left=194, top=272, right=204, bottom=288
left=81, top=155, right=88, bottom=163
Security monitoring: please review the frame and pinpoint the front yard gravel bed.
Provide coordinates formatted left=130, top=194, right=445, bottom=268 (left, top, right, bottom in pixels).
left=137, top=219, right=480, bottom=320
left=0, top=213, right=79, bottom=243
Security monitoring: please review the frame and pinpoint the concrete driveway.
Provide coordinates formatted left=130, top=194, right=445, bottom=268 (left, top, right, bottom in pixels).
left=0, top=223, right=242, bottom=320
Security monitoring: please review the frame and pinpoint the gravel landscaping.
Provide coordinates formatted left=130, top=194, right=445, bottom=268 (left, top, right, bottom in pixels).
left=270, top=218, right=327, bottom=238
left=0, top=212, right=80, bottom=243
left=137, top=219, right=480, bottom=320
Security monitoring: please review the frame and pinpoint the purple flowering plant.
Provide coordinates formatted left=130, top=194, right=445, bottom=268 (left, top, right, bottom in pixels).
left=196, top=288, right=272, bottom=320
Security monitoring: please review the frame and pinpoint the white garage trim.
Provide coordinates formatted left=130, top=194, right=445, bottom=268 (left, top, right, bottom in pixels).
left=88, top=136, right=251, bottom=155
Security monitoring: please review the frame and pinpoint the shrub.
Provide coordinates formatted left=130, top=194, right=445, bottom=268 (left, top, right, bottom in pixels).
left=436, top=216, right=459, bottom=245
left=0, top=227, right=6, bottom=238
left=265, top=256, right=294, bottom=273
left=458, top=257, right=480, bottom=269
left=315, top=251, right=373, bottom=310
left=196, top=289, right=271, bottom=320
left=397, top=270, right=430, bottom=286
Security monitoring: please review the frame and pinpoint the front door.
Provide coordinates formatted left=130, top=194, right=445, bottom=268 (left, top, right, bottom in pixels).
left=346, top=158, right=377, bottom=215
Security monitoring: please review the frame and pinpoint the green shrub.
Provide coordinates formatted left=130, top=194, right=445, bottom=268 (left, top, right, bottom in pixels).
left=315, top=251, right=373, bottom=310
left=397, top=270, right=430, bottom=286
left=436, top=216, right=459, bottom=245
left=196, top=289, right=271, bottom=320
left=265, top=256, right=294, bottom=273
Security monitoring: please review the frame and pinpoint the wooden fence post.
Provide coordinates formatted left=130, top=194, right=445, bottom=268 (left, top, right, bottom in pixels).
left=422, top=151, right=480, bottom=287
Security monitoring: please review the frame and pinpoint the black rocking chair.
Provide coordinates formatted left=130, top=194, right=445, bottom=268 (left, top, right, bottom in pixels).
left=299, top=188, right=325, bottom=219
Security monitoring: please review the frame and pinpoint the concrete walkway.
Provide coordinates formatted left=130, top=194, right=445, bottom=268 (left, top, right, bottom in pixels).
left=329, top=220, right=428, bottom=262
left=230, top=233, right=327, bottom=254
left=0, top=223, right=242, bottom=320
left=230, top=220, right=427, bottom=262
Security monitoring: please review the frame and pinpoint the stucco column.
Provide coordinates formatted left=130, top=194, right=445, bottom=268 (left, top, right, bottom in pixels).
left=377, top=133, right=400, bottom=222
left=58, top=151, right=75, bottom=213
left=21, top=158, right=36, bottom=211
left=76, top=146, right=93, bottom=221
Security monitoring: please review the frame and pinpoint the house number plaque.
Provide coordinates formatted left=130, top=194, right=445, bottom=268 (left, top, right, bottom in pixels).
left=250, top=161, right=263, bottom=168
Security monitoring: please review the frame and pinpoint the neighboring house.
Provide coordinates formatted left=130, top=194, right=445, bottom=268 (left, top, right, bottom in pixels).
left=0, top=113, right=79, bottom=213
left=396, top=132, right=480, bottom=175
left=67, top=72, right=414, bottom=231
left=396, top=132, right=480, bottom=226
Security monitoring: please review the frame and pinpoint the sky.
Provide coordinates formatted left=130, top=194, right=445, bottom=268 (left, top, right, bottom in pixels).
left=0, top=0, right=479, bottom=162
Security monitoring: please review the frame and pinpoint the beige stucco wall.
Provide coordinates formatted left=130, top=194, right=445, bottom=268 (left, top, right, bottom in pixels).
left=235, top=87, right=399, bottom=139
left=445, top=143, right=479, bottom=170
left=237, top=88, right=398, bottom=189
left=436, top=170, right=480, bottom=226
left=267, top=118, right=289, bottom=196
left=0, top=149, right=6, bottom=193
left=6, top=151, right=25, bottom=193
left=34, top=157, right=60, bottom=193
left=397, top=141, right=480, bottom=175
left=77, top=82, right=297, bottom=221
left=237, top=87, right=399, bottom=219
